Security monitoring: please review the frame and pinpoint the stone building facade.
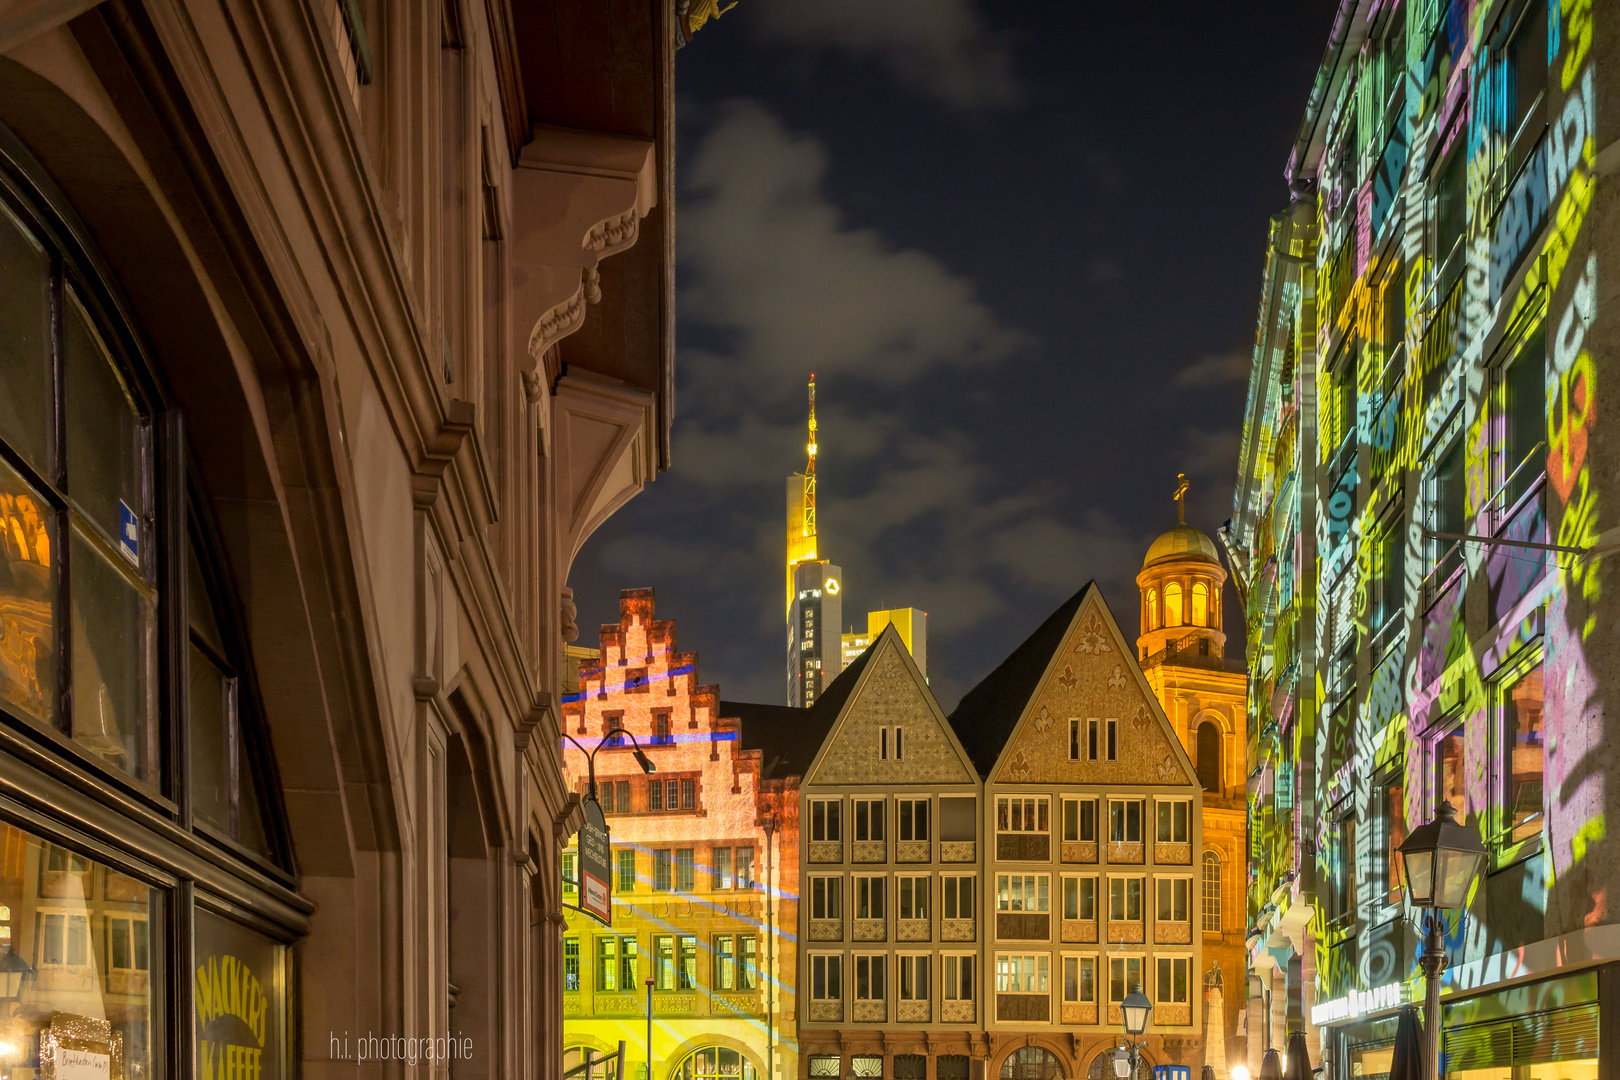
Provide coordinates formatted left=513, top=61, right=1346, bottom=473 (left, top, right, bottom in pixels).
left=561, top=590, right=800, bottom=1080
left=950, top=586, right=1206, bottom=1078
left=793, top=625, right=987, bottom=1080
left=0, top=2, right=720, bottom=1077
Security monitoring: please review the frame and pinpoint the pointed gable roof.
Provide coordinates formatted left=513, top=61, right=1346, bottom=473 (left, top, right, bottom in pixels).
left=948, top=583, right=1091, bottom=777
left=804, top=623, right=976, bottom=787
left=725, top=640, right=876, bottom=781
left=949, top=584, right=1200, bottom=788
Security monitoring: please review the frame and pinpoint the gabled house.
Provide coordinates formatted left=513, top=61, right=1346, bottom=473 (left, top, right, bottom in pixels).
left=791, top=623, right=987, bottom=1080
left=950, top=585, right=1205, bottom=1078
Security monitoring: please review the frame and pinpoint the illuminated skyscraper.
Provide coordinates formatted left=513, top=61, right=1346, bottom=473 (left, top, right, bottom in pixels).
left=787, top=376, right=844, bottom=706
left=840, top=608, right=928, bottom=679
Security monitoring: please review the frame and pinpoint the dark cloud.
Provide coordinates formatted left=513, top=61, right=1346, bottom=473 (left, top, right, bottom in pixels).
left=746, top=0, right=1021, bottom=109
left=1174, top=350, right=1253, bottom=388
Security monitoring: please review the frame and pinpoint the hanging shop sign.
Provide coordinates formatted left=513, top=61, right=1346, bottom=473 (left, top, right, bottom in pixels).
left=1310, top=982, right=1404, bottom=1026
left=578, top=797, right=613, bottom=924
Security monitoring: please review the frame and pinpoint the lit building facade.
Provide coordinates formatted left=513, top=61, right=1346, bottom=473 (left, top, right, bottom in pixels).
left=841, top=609, right=929, bottom=679
left=1225, top=3, right=1616, bottom=1080
left=562, top=590, right=799, bottom=1080
left=0, top=2, right=714, bottom=1077
left=949, top=586, right=1206, bottom=1077
left=793, top=625, right=985, bottom=1080
left=789, top=561, right=844, bottom=708
left=1136, top=516, right=1248, bottom=1070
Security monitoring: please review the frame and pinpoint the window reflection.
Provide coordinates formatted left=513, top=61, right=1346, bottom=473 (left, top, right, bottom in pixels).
left=0, top=826, right=157, bottom=1079
left=1504, top=666, right=1544, bottom=845
left=0, top=462, right=53, bottom=725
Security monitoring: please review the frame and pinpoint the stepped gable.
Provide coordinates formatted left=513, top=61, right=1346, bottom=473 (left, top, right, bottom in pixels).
left=806, top=624, right=974, bottom=786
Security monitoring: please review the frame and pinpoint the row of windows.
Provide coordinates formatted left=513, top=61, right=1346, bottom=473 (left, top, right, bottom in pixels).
left=809, top=953, right=974, bottom=1004
left=809, top=796, right=974, bottom=843
left=1003, top=795, right=1191, bottom=844
left=563, top=933, right=759, bottom=993
left=805, top=952, right=1192, bottom=1006
left=595, top=776, right=698, bottom=815
left=562, top=845, right=756, bottom=895
left=805, top=867, right=1222, bottom=931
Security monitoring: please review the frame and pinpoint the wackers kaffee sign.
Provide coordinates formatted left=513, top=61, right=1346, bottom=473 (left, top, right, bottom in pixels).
left=195, top=954, right=268, bottom=1080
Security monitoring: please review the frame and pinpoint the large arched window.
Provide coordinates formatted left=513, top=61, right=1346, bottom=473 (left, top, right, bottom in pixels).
left=1191, top=581, right=1209, bottom=626
left=1203, top=849, right=1223, bottom=933
left=1164, top=582, right=1183, bottom=626
left=1196, top=720, right=1221, bottom=793
left=1145, top=588, right=1159, bottom=630
left=678, top=1047, right=758, bottom=1080
left=1002, top=1047, right=1062, bottom=1080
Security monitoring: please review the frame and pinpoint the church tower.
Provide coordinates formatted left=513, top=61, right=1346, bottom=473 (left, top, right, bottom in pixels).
left=1137, top=475, right=1248, bottom=1072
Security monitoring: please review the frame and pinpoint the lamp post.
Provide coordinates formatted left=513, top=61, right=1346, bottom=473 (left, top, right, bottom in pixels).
left=0, top=947, right=31, bottom=1013
left=1113, top=984, right=1154, bottom=1080
left=645, top=976, right=655, bottom=1080
left=1398, top=802, right=1488, bottom=1080
left=562, top=727, right=658, bottom=802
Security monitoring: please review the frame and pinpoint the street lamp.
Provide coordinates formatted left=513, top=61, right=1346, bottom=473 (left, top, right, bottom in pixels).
left=1398, top=802, right=1488, bottom=1080
left=645, top=976, right=655, bottom=1080
left=0, top=948, right=30, bottom=1010
left=1115, top=983, right=1154, bottom=1079
left=563, top=727, right=657, bottom=802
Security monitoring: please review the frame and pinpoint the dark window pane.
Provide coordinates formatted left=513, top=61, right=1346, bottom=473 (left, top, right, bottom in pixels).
left=189, top=643, right=231, bottom=830
left=187, top=543, right=225, bottom=654
left=70, top=525, right=154, bottom=780
left=0, top=203, right=52, bottom=474
left=0, top=460, right=55, bottom=723
left=64, top=293, right=146, bottom=556
left=1506, top=332, right=1546, bottom=507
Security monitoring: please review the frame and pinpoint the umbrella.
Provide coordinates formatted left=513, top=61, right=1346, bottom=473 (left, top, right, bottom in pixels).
left=1283, top=1031, right=1313, bottom=1080
left=1260, top=1049, right=1282, bottom=1080
left=1389, top=1006, right=1427, bottom=1080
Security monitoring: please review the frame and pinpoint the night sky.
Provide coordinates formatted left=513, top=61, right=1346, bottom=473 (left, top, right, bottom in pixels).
left=571, top=1, right=1335, bottom=709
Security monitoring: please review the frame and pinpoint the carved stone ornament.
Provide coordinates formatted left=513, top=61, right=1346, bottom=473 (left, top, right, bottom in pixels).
left=561, top=587, right=580, bottom=644
left=39, top=1011, right=123, bottom=1079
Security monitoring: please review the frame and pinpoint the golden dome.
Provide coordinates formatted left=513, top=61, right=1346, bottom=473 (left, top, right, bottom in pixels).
left=1143, top=525, right=1221, bottom=569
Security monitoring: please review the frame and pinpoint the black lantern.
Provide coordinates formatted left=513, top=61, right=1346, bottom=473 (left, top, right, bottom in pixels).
left=1398, top=802, right=1488, bottom=909
left=0, top=946, right=31, bottom=1007
left=1122, top=984, right=1153, bottom=1036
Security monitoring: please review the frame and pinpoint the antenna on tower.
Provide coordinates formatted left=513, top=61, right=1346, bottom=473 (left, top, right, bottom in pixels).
left=804, top=374, right=818, bottom=540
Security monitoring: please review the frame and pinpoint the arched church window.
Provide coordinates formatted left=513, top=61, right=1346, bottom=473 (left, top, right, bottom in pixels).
left=1196, top=720, right=1221, bottom=793
left=1203, top=849, right=1223, bottom=933
left=1146, top=588, right=1159, bottom=630
left=1164, top=582, right=1183, bottom=626
left=1192, top=582, right=1209, bottom=626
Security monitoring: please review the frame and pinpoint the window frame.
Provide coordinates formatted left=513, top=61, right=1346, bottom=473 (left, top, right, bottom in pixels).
left=995, top=873, right=1050, bottom=913
left=810, top=874, right=843, bottom=921
left=1154, top=875, right=1192, bottom=924
left=1154, top=954, right=1192, bottom=1006
left=1108, top=798, right=1143, bottom=843
left=994, top=953, right=1050, bottom=995
left=1108, top=954, right=1144, bottom=1003
left=1107, top=875, right=1144, bottom=922
left=996, top=795, right=1050, bottom=835
left=1062, top=953, right=1098, bottom=1003
left=1201, top=851, right=1222, bottom=934
left=1153, top=798, right=1190, bottom=843
left=853, top=874, right=886, bottom=920
left=941, top=874, right=974, bottom=921
left=853, top=798, right=886, bottom=843
left=1062, top=797, right=1098, bottom=843
left=810, top=953, right=843, bottom=1002
left=853, top=953, right=886, bottom=1002
left=897, top=797, right=930, bottom=842
left=897, top=952, right=930, bottom=1001
left=941, top=953, right=975, bottom=1001
left=1492, top=649, right=1545, bottom=863
left=810, top=797, right=842, bottom=843
left=1061, top=874, right=1098, bottom=922
left=897, top=874, right=931, bottom=921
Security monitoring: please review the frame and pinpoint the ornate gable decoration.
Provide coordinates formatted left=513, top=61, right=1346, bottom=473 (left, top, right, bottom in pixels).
left=996, top=594, right=1197, bottom=787
left=808, top=631, right=975, bottom=787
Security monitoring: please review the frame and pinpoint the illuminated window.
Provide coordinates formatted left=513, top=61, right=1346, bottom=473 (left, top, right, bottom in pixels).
left=736, top=846, right=754, bottom=888
left=599, top=781, right=616, bottom=814
left=996, top=796, right=1049, bottom=834
left=714, top=934, right=737, bottom=990
left=562, top=851, right=577, bottom=895
left=1164, top=582, right=1183, bottom=626
left=618, top=937, right=638, bottom=988
left=1498, top=661, right=1545, bottom=848
left=740, top=936, right=758, bottom=990
left=563, top=937, right=580, bottom=991
left=40, top=913, right=90, bottom=967
left=995, top=954, right=1048, bottom=993
left=995, top=873, right=1048, bottom=912
left=675, top=848, right=695, bottom=892
left=1191, top=582, right=1208, bottom=626
left=1202, top=851, right=1222, bottom=933
left=1377, top=766, right=1406, bottom=905
left=617, top=850, right=637, bottom=892
left=677, top=935, right=697, bottom=989
left=653, top=935, right=675, bottom=990
left=713, top=847, right=733, bottom=889
left=648, top=779, right=663, bottom=811
left=597, top=937, right=619, bottom=990
left=1146, top=588, right=1159, bottom=630
left=653, top=850, right=672, bottom=892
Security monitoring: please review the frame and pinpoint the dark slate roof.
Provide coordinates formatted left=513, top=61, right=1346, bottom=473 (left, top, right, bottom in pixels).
left=725, top=642, right=876, bottom=781
left=947, top=582, right=1094, bottom=777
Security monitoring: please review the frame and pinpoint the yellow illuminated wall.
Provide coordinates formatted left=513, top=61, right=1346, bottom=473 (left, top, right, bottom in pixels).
left=839, top=609, right=927, bottom=678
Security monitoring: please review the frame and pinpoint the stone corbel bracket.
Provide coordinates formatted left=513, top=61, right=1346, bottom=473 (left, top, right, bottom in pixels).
left=510, top=125, right=657, bottom=369
left=553, top=369, right=655, bottom=582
